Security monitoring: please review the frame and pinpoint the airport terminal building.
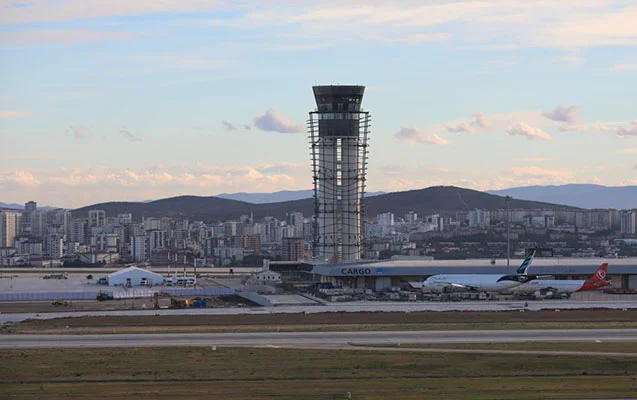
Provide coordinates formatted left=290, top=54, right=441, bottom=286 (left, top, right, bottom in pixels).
left=304, top=257, right=637, bottom=292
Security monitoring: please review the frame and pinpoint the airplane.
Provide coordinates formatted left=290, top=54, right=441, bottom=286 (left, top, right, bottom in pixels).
left=418, top=250, right=537, bottom=294
left=509, top=262, right=611, bottom=298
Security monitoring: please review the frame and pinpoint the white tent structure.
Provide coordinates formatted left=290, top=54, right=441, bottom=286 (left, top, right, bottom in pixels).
left=107, top=266, right=163, bottom=287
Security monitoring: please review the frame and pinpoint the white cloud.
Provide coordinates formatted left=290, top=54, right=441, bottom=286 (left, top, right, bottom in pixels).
left=5, top=1, right=636, bottom=51
left=512, top=165, right=568, bottom=178
left=395, top=126, right=450, bottom=145
left=506, top=122, right=552, bottom=141
left=0, top=110, right=28, bottom=118
left=446, top=111, right=489, bottom=133
left=0, top=170, right=41, bottom=187
left=617, top=148, right=637, bottom=154
left=610, top=63, right=637, bottom=71
left=0, top=30, right=132, bottom=45
left=615, top=121, right=637, bottom=138
left=253, top=109, right=304, bottom=134
left=542, top=105, right=578, bottom=124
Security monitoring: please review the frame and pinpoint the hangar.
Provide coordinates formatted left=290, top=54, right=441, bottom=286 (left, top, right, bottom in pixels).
left=308, top=257, right=637, bottom=292
left=107, top=266, right=164, bottom=287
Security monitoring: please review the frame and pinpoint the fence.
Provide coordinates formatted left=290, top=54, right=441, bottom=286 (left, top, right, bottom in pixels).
left=0, top=287, right=235, bottom=301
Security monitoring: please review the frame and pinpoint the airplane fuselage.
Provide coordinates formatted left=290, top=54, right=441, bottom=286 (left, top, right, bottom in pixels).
left=422, top=274, right=527, bottom=293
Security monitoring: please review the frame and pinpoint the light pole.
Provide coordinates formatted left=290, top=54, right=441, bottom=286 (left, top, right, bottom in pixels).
left=505, top=195, right=511, bottom=274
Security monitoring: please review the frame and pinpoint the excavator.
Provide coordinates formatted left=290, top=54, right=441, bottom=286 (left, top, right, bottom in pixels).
left=152, top=292, right=207, bottom=309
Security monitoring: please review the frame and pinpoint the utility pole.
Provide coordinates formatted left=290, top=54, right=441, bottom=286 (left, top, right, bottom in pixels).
left=506, top=195, right=511, bottom=274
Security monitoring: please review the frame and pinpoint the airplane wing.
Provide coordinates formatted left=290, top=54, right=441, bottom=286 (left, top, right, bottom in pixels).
left=448, top=282, right=480, bottom=291
left=497, top=275, right=537, bottom=283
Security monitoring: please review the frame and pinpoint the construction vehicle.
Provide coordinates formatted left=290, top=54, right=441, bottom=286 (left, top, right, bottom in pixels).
left=96, top=291, right=114, bottom=301
left=43, top=272, right=69, bottom=280
left=52, top=299, right=71, bottom=307
left=158, top=292, right=208, bottom=308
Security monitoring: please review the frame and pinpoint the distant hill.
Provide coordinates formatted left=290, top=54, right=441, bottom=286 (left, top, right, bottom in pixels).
left=73, top=186, right=576, bottom=222
left=216, top=189, right=385, bottom=203
left=488, top=184, right=637, bottom=209
left=0, top=202, right=58, bottom=211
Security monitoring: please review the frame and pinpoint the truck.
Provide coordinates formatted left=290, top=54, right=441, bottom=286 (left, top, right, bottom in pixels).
left=96, top=291, right=114, bottom=301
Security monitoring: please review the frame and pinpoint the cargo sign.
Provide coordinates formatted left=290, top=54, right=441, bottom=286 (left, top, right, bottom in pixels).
left=340, top=268, right=374, bottom=276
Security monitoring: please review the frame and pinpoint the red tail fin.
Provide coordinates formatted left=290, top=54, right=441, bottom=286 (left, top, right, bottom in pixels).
left=578, top=263, right=611, bottom=291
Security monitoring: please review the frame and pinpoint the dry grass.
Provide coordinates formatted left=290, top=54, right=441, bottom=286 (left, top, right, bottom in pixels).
left=2, top=346, right=637, bottom=399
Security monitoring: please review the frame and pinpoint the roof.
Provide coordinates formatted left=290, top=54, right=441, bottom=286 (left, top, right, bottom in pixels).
left=311, top=257, right=637, bottom=277
left=108, top=266, right=163, bottom=279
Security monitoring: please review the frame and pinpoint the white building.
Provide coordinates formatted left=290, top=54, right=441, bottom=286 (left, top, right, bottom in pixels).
left=0, top=211, right=22, bottom=247
left=468, top=209, right=491, bottom=228
left=131, top=235, right=148, bottom=262
left=107, top=266, right=163, bottom=287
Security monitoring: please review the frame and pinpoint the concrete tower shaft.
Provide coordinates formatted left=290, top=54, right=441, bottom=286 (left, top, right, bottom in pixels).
left=309, top=85, right=370, bottom=262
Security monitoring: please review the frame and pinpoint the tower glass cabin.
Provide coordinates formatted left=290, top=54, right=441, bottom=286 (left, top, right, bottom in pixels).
left=308, top=85, right=370, bottom=262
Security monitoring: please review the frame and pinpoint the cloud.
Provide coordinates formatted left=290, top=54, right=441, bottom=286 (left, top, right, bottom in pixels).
left=617, top=148, right=637, bottom=154
left=68, top=125, right=92, bottom=140
left=0, top=162, right=310, bottom=207
left=611, top=64, right=637, bottom=71
left=0, top=30, right=132, bottom=46
left=0, top=170, right=41, bottom=187
left=506, top=122, right=552, bottom=141
left=446, top=111, right=489, bottom=133
left=395, top=126, right=450, bottom=145
left=222, top=121, right=236, bottom=131
left=615, top=121, right=637, bottom=138
left=253, top=109, right=304, bottom=133
left=511, top=166, right=573, bottom=180
left=119, top=126, right=141, bottom=142
left=542, top=105, right=578, bottom=124
left=0, top=110, right=28, bottom=119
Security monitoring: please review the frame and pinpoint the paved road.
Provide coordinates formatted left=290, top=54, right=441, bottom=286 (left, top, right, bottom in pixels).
left=2, top=329, right=637, bottom=349
left=2, top=300, right=637, bottom=324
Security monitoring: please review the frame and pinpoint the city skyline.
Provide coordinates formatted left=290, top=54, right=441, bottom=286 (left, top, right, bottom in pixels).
left=2, top=1, right=637, bottom=208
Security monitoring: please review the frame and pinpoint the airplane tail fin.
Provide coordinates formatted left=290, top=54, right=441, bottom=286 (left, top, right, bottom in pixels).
left=586, top=263, right=610, bottom=285
left=578, top=263, right=611, bottom=291
left=516, top=250, right=536, bottom=275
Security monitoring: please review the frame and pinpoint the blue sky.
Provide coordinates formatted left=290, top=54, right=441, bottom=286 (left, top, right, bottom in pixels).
left=1, top=0, right=636, bottom=207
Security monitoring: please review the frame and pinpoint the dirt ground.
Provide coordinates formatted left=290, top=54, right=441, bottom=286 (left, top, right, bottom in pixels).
left=5, top=309, right=637, bottom=335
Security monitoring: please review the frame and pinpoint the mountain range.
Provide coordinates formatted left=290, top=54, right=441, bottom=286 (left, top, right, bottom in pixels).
left=488, top=184, right=637, bottom=210
left=72, top=186, right=576, bottom=222
left=0, top=202, right=58, bottom=211
left=216, top=189, right=386, bottom=203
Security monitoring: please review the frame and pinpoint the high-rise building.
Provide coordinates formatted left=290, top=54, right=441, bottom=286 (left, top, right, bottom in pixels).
left=308, top=85, right=371, bottom=262
left=0, top=211, right=21, bottom=247
left=242, top=234, right=262, bottom=253
left=620, top=211, right=636, bottom=234
left=71, top=220, right=87, bottom=244
left=282, top=237, right=304, bottom=261
left=88, top=209, right=106, bottom=229
left=405, top=211, right=418, bottom=224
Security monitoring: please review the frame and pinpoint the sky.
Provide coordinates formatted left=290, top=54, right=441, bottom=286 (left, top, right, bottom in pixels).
left=1, top=0, right=636, bottom=208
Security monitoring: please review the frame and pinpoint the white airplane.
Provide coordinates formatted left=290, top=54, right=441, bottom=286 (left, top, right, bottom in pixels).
left=418, top=251, right=536, bottom=293
left=510, top=262, right=611, bottom=297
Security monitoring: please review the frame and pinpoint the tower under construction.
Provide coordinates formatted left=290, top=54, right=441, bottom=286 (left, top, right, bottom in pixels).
left=308, top=85, right=370, bottom=262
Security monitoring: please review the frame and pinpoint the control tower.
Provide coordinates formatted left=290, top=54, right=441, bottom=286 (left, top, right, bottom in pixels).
left=308, top=85, right=371, bottom=262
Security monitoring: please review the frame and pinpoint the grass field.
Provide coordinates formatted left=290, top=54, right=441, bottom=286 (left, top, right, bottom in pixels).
left=2, top=346, right=637, bottom=399
left=359, top=341, right=637, bottom=353
left=6, top=309, right=637, bottom=334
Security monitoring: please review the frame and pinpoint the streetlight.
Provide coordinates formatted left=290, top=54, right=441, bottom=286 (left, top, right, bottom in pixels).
left=505, top=196, right=511, bottom=274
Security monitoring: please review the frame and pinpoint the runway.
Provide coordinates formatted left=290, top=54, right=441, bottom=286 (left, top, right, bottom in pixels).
left=2, top=299, right=637, bottom=324
left=2, top=329, right=637, bottom=349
